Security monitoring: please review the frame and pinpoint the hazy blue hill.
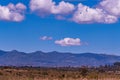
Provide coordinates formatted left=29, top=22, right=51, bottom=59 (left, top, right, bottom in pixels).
left=0, top=50, right=120, bottom=67
left=0, top=50, right=7, bottom=56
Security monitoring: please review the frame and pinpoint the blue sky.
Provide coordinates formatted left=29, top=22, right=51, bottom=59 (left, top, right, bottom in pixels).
left=0, top=0, right=120, bottom=55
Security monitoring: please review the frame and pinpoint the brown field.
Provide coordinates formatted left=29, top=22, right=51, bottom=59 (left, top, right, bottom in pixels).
left=0, top=66, right=120, bottom=80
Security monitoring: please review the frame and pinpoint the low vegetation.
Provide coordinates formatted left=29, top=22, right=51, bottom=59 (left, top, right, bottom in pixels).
left=0, top=62, right=120, bottom=80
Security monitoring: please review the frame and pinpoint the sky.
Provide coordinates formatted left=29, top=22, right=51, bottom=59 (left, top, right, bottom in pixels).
left=0, top=0, right=120, bottom=55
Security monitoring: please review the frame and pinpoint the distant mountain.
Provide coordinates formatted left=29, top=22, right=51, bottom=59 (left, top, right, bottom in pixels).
left=0, top=50, right=120, bottom=67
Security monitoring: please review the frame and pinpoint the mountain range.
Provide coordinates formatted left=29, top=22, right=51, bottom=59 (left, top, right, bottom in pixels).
left=0, top=50, right=120, bottom=67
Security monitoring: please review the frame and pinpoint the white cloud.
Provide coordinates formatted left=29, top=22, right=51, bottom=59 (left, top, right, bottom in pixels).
left=1, top=0, right=120, bottom=23
left=100, top=0, right=120, bottom=16
left=30, top=0, right=75, bottom=16
left=30, top=0, right=120, bottom=24
left=15, top=3, right=27, bottom=10
left=30, top=0, right=54, bottom=16
left=55, top=38, right=81, bottom=46
left=72, top=3, right=118, bottom=23
left=51, top=1, right=75, bottom=14
left=40, top=36, right=53, bottom=40
left=0, top=3, right=26, bottom=22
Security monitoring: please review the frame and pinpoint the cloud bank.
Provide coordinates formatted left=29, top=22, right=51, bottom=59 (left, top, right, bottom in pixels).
left=0, top=3, right=26, bottom=22
left=55, top=38, right=81, bottom=46
left=1, top=0, right=120, bottom=23
left=30, top=0, right=120, bottom=24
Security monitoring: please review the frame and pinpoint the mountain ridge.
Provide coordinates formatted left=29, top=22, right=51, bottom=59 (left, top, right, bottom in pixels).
left=0, top=50, right=120, bottom=67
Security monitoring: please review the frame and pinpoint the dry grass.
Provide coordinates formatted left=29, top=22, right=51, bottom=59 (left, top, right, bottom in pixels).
left=0, top=67, right=120, bottom=80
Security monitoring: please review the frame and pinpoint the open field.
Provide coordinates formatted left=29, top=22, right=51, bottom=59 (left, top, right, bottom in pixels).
left=0, top=65, right=120, bottom=80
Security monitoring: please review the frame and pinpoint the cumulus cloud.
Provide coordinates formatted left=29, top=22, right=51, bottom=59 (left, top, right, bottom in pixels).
left=51, top=1, right=75, bottom=14
left=55, top=38, right=81, bottom=46
left=72, top=3, right=118, bottom=23
left=40, top=36, right=53, bottom=40
left=71, top=0, right=120, bottom=23
left=30, top=0, right=75, bottom=16
left=30, top=0, right=54, bottom=15
left=1, top=0, right=120, bottom=23
left=0, top=3, right=26, bottom=22
left=100, top=0, right=120, bottom=16
left=29, top=0, right=120, bottom=24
